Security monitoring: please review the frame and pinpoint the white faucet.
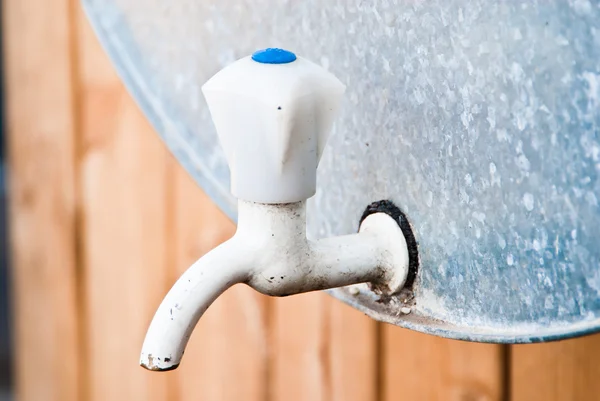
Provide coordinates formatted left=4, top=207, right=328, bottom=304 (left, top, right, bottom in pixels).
left=140, top=48, right=411, bottom=371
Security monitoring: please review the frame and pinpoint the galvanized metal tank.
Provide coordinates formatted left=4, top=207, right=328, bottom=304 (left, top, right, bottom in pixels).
left=83, top=0, right=600, bottom=342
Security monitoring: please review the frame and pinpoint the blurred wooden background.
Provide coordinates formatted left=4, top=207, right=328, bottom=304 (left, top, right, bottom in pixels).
left=4, top=0, right=600, bottom=400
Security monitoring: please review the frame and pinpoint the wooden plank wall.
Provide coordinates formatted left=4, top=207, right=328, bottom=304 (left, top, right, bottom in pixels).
left=4, top=0, right=81, bottom=400
left=5, top=0, right=600, bottom=400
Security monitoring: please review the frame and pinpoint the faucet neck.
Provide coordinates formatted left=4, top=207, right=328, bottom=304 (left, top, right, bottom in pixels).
left=235, top=200, right=307, bottom=242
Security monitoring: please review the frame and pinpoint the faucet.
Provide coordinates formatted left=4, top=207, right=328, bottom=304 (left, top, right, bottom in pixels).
left=140, top=48, right=411, bottom=371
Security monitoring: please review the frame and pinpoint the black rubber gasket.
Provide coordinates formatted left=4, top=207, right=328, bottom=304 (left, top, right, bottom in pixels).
left=359, top=200, right=419, bottom=290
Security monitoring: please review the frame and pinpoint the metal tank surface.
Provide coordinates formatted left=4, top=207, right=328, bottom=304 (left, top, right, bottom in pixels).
left=83, top=0, right=600, bottom=343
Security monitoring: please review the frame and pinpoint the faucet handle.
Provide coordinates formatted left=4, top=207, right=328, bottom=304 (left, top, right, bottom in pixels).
left=202, top=48, right=346, bottom=204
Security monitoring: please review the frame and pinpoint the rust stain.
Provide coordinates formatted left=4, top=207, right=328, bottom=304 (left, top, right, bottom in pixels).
left=140, top=354, right=180, bottom=372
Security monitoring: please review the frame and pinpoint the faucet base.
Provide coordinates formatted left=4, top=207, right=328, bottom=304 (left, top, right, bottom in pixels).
left=360, top=200, right=418, bottom=291
left=358, top=208, right=411, bottom=295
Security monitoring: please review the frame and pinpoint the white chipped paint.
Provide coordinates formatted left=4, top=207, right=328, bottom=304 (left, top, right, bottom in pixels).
left=523, top=193, right=535, bottom=211
left=507, top=254, right=514, bottom=266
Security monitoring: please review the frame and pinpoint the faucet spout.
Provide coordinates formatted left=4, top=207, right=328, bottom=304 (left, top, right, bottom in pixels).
left=140, top=200, right=409, bottom=372
left=140, top=238, right=251, bottom=371
left=140, top=200, right=409, bottom=371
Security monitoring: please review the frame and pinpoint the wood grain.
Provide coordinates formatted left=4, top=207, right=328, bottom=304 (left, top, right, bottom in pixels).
left=329, top=300, right=378, bottom=401
left=270, top=294, right=378, bottom=401
left=383, top=327, right=505, bottom=401
left=270, top=293, right=331, bottom=401
left=75, top=5, right=173, bottom=400
left=4, top=0, right=81, bottom=399
left=511, top=334, right=600, bottom=401
left=170, top=160, right=269, bottom=401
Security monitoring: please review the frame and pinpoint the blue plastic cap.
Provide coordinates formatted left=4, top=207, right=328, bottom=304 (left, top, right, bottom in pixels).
left=251, top=48, right=297, bottom=64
